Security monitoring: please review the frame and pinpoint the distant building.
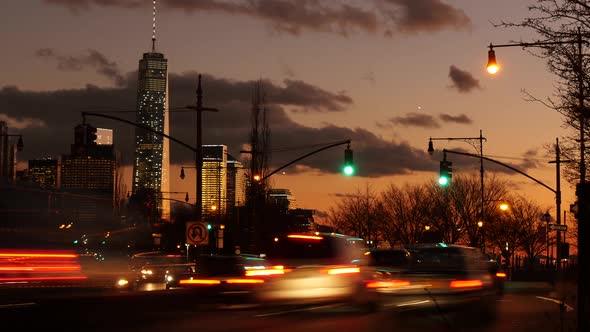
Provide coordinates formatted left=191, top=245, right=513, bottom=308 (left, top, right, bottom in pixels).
left=226, top=155, right=246, bottom=214
left=287, top=209, right=315, bottom=232
left=29, top=158, right=61, bottom=189
left=269, top=189, right=298, bottom=210
left=131, top=35, right=170, bottom=221
left=61, top=124, right=119, bottom=193
left=96, top=128, right=113, bottom=145
left=202, top=145, right=227, bottom=217
left=0, top=121, right=19, bottom=184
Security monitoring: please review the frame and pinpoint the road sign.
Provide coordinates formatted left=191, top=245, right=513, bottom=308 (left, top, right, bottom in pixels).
left=186, top=222, right=209, bottom=245
left=549, top=224, right=567, bottom=232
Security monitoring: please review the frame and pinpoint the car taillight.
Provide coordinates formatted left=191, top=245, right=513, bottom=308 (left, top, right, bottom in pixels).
left=287, top=234, right=323, bottom=240
left=495, top=272, right=507, bottom=278
left=226, top=279, right=265, bottom=284
left=365, top=280, right=411, bottom=288
left=450, top=280, right=483, bottom=288
left=322, top=267, right=360, bottom=275
left=179, top=279, right=221, bottom=285
left=244, top=265, right=285, bottom=277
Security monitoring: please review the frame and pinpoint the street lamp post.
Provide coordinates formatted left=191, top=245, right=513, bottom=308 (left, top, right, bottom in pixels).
left=185, top=75, right=219, bottom=222
left=428, top=130, right=487, bottom=251
left=487, top=30, right=588, bottom=330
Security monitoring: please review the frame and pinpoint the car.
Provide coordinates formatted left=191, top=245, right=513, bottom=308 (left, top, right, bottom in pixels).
left=117, top=251, right=190, bottom=290
left=173, top=253, right=273, bottom=303
left=253, top=232, right=373, bottom=309
left=364, top=243, right=498, bottom=317
left=164, top=264, right=197, bottom=290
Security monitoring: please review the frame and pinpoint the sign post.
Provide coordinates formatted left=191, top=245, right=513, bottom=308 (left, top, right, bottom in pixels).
left=549, top=224, right=568, bottom=232
left=186, top=222, right=209, bottom=246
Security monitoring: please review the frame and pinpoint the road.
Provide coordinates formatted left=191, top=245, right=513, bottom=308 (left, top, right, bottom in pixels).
left=0, top=286, right=576, bottom=332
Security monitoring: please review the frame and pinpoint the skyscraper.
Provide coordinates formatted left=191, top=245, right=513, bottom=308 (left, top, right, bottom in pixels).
left=0, top=121, right=18, bottom=184
left=62, top=124, right=119, bottom=194
left=132, top=2, right=170, bottom=221
left=226, top=155, right=246, bottom=214
left=202, top=145, right=227, bottom=217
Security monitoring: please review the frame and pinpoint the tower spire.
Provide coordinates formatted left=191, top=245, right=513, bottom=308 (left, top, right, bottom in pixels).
left=151, top=0, right=157, bottom=52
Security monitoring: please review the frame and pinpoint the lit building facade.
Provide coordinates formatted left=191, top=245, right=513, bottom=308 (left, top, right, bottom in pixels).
left=131, top=50, right=170, bottom=221
left=61, top=125, right=119, bottom=194
left=202, top=145, right=227, bottom=217
left=29, top=158, right=61, bottom=189
left=226, top=156, right=246, bottom=213
left=96, top=128, right=113, bottom=145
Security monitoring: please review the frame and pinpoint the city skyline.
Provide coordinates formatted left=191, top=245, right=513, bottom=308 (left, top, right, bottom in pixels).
left=0, top=1, right=576, bottom=219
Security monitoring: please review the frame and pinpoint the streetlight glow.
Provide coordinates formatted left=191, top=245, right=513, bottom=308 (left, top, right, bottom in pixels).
left=499, top=203, right=509, bottom=211
left=487, top=48, right=499, bottom=74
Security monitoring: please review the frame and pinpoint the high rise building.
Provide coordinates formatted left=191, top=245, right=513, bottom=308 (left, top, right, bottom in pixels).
left=0, top=121, right=18, bottom=184
left=96, top=128, right=113, bottom=145
left=131, top=4, right=170, bottom=221
left=202, top=145, right=227, bottom=217
left=226, top=155, right=246, bottom=213
left=62, top=124, right=119, bottom=194
left=268, top=189, right=298, bottom=210
left=29, top=158, right=61, bottom=189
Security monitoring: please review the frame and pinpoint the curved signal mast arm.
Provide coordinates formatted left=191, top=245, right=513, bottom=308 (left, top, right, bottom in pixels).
left=82, top=111, right=196, bottom=153
left=443, top=149, right=556, bottom=194
left=260, top=139, right=351, bottom=182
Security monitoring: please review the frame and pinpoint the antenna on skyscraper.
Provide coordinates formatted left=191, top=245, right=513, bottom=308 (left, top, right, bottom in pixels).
left=151, top=0, right=157, bottom=52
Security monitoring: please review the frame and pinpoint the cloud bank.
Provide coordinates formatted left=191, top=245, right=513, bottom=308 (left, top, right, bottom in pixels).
left=45, top=0, right=472, bottom=37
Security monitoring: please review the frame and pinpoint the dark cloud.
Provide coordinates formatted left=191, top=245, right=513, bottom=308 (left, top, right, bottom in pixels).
left=448, top=65, right=481, bottom=93
left=389, top=112, right=440, bottom=128
left=439, top=113, right=472, bottom=124
left=379, top=0, right=472, bottom=34
left=45, top=0, right=471, bottom=37
left=1, top=72, right=431, bottom=177
left=35, top=48, right=126, bottom=86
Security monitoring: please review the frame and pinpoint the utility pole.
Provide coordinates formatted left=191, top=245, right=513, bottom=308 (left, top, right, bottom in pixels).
left=549, top=138, right=564, bottom=271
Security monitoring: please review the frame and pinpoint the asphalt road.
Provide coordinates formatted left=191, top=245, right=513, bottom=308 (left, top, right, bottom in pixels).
left=0, top=286, right=577, bottom=332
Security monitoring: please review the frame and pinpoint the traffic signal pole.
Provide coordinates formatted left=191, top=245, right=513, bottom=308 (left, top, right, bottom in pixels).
left=257, top=139, right=352, bottom=183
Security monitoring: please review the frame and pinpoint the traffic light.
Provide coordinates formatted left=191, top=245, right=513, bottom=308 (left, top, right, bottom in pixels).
left=86, top=124, right=97, bottom=146
left=343, top=147, right=354, bottom=176
left=439, top=159, right=452, bottom=186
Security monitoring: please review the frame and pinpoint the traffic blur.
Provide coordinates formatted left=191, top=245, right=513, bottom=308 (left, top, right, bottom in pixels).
left=0, top=249, right=87, bottom=287
left=364, top=244, right=499, bottom=316
left=0, top=234, right=504, bottom=319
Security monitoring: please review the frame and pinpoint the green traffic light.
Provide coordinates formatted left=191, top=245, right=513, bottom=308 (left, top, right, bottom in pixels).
left=438, top=176, right=449, bottom=186
left=207, top=224, right=212, bottom=230
left=343, top=165, right=354, bottom=176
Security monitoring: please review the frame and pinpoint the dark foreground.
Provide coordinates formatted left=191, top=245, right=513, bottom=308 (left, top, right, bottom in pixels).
left=0, top=284, right=576, bottom=332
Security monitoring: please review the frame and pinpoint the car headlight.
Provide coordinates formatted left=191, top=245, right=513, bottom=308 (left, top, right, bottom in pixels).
left=166, top=275, right=173, bottom=282
left=141, top=269, right=153, bottom=275
left=117, top=279, right=129, bottom=287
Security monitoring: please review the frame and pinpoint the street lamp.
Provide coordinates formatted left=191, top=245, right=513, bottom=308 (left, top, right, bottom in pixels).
left=487, top=30, right=589, bottom=328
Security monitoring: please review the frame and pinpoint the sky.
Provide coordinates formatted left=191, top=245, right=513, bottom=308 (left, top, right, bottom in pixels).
left=0, top=0, right=577, bottom=222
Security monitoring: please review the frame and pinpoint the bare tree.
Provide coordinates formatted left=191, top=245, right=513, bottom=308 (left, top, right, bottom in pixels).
left=380, top=183, right=429, bottom=247
left=509, top=195, right=548, bottom=267
left=326, top=184, right=381, bottom=245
